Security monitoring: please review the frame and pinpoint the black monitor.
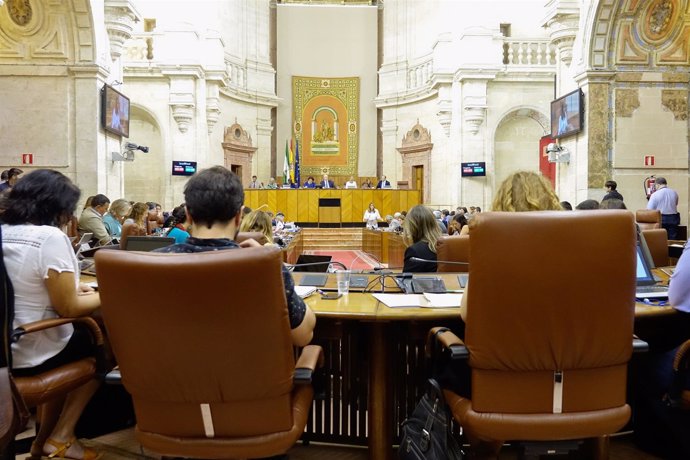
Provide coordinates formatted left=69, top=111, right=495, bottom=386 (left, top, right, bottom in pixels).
left=101, top=84, right=130, bottom=138
left=172, top=161, right=198, bottom=176
left=550, top=88, right=583, bottom=139
left=461, top=162, right=486, bottom=177
left=124, top=236, right=175, bottom=252
left=293, top=255, right=332, bottom=273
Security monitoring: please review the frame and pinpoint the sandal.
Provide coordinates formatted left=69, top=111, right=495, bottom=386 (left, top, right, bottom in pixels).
left=44, top=437, right=102, bottom=460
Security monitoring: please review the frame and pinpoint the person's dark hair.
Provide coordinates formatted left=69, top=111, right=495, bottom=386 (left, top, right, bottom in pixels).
left=560, top=201, right=573, bottom=210
left=7, top=168, right=23, bottom=179
left=146, top=202, right=157, bottom=210
left=184, top=166, right=244, bottom=229
left=452, top=213, right=468, bottom=226
left=242, top=206, right=252, bottom=216
left=442, top=209, right=449, bottom=216
left=1, top=170, right=8, bottom=182
left=171, top=205, right=187, bottom=225
left=605, top=180, right=617, bottom=190
left=1, top=169, right=80, bottom=226
left=656, top=177, right=667, bottom=185
left=91, top=194, right=110, bottom=207
left=575, top=199, right=599, bottom=210
left=599, top=198, right=626, bottom=210
left=475, top=206, right=481, bottom=212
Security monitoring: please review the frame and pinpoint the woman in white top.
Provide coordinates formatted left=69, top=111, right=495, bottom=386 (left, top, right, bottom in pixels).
left=2, top=169, right=101, bottom=460
left=345, top=175, right=358, bottom=189
left=363, top=202, right=382, bottom=229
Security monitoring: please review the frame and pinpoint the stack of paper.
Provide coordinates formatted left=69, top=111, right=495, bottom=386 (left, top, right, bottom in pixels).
left=372, top=293, right=462, bottom=308
left=295, top=286, right=317, bottom=298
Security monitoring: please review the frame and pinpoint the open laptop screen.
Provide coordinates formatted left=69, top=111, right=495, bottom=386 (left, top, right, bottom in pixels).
left=636, top=245, right=656, bottom=286
left=293, top=255, right=332, bottom=273
left=125, top=236, right=175, bottom=252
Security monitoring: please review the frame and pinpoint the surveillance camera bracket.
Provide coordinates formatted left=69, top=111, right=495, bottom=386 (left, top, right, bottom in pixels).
left=112, top=150, right=135, bottom=162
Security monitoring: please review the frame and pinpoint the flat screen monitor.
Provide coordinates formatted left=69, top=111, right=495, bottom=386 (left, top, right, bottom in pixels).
left=461, top=162, right=486, bottom=177
left=294, top=255, right=332, bottom=273
left=550, top=88, right=583, bottom=139
left=101, top=84, right=130, bottom=138
left=172, top=161, right=198, bottom=176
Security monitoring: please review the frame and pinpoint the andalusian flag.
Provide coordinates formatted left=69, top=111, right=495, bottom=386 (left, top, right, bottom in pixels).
left=289, top=139, right=295, bottom=183
left=294, top=139, right=301, bottom=186
left=283, top=140, right=290, bottom=183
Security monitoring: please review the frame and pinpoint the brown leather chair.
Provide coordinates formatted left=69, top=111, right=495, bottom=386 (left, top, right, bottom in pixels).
left=636, top=209, right=661, bottom=231
left=642, top=228, right=670, bottom=267
left=95, top=247, right=322, bottom=459
left=429, top=211, right=638, bottom=458
left=436, top=235, right=469, bottom=273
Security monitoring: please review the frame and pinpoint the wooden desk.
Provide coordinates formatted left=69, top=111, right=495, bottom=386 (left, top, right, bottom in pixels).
left=296, top=271, right=679, bottom=460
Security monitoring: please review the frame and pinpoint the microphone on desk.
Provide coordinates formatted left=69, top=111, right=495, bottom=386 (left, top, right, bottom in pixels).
left=285, top=260, right=349, bottom=271
left=409, top=257, right=469, bottom=266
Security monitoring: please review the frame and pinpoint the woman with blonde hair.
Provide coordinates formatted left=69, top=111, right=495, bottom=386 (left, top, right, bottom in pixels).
left=492, top=171, right=562, bottom=212
left=402, top=205, right=442, bottom=272
left=103, top=198, right=131, bottom=239
left=239, top=210, right=275, bottom=246
left=119, top=202, right=148, bottom=248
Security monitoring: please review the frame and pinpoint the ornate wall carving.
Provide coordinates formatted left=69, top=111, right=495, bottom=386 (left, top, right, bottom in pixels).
left=222, top=121, right=257, bottom=186
left=661, top=89, right=689, bottom=120
left=0, top=0, right=94, bottom=63
left=615, top=89, right=640, bottom=117
left=587, top=83, right=611, bottom=188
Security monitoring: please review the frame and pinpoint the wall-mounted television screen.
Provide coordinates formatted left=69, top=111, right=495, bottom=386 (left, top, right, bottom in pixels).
left=172, top=161, right=197, bottom=176
left=101, top=84, right=130, bottom=138
left=550, top=88, right=583, bottom=139
left=461, top=162, right=486, bottom=177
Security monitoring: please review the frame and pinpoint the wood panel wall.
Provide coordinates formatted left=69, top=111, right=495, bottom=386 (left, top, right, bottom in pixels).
left=244, top=189, right=421, bottom=223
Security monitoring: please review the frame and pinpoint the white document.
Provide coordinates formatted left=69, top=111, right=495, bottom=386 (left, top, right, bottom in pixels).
left=294, top=286, right=317, bottom=298
left=372, top=293, right=462, bottom=308
left=422, top=293, right=463, bottom=308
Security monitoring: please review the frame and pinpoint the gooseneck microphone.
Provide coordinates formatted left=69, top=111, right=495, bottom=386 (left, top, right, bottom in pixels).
left=285, top=260, right=348, bottom=271
left=409, top=257, right=469, bottom=266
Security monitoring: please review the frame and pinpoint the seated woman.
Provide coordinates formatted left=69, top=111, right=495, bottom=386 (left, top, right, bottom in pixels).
left=402, top=205, right=442, bottom=273
left=303, top=176, right=316, bottom=188
left=102, top=198, right=131, bottom=239
left=448, top=213, right=469, bottom=236
left=120, top=202, right=148, bottom=249
left=239, top=210, right=275, bottom=246
left=2, top=169, right=101, bottom=460
left=166, top=205, right=191, bottom=244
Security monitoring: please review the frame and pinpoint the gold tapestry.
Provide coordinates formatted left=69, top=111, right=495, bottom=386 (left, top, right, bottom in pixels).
left=292, top=76, right=359, bottom=176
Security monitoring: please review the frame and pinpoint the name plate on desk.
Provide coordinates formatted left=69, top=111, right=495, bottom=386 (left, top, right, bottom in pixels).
left=319, top=198, right=341, bottom=207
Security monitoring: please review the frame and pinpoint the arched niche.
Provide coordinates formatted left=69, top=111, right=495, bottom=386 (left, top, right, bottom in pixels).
left=397, top=121, right=432, bottom=203
left=222, top=122, right=257, bottom=186
left=125, top=105, right=165, bottom=204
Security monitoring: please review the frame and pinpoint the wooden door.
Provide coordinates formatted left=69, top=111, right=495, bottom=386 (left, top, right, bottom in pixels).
left=413, top=165, right=424, bottom=202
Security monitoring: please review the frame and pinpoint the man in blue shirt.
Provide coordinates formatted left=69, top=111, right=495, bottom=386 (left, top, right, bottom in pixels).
left=647, top=177, right=680, bottom=239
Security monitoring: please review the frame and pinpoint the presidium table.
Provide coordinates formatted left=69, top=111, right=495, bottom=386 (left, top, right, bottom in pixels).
left=243, top=189, right=421, bottom=225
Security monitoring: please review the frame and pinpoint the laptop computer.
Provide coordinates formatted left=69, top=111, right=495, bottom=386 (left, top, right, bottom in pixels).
left=294, top=255, right=332, bottom=287
left=635, top=245, right=669, bottom=298
left=124, top=236, right=175, bottom=252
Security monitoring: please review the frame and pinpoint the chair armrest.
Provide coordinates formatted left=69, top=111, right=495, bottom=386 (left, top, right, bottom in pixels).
left=12, top=317, right=108, bottom=376
left=633, top=336, right=649, bottom=354
left=12, top=317, right=104, bottom=346
left=427, top=326, right=469, bottom=360
left=105, top=367, right=122, bottom=385
left=294, top=345, right=324, bottom=384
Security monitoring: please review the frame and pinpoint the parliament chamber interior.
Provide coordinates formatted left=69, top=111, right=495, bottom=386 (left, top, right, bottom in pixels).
left=2, top=0, right=690, bottom=459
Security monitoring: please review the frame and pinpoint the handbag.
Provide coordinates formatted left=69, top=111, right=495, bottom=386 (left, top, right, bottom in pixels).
left=399, top=378, right=464, bottom=460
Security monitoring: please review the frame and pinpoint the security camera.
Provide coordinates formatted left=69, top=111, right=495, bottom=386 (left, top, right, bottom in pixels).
left=546, top=143, right=562, bottom=154
left=125, top=142, right=150, bottom=153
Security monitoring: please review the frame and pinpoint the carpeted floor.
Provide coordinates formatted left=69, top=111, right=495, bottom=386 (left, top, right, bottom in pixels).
left=304, top=250, right=382, bottom=271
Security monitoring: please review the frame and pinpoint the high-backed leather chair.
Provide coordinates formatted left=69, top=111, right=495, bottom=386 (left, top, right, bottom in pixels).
left=642, top=228, right=670, bottom=267
left=636, top=209, right=661, bottom=231
left=429, top=211, right=638, bottom=458
left=95, top=247, right=322, bottom=459
left=435, top=235, right=469, bottom=273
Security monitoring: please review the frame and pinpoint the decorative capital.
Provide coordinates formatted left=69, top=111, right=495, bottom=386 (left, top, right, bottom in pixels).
left=104, top=0, right=141, bottom=61
left=206, top=99, right=221, bottom=135
left=170, top=103, right=194, bottom=133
